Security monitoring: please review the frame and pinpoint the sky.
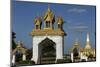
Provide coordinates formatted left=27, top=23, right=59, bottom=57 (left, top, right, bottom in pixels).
left=12, top=1, right=96, bottom=54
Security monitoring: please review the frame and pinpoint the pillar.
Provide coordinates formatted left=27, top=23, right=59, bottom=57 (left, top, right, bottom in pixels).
left=71, top=52, right=74, bottom=62
left=12, top=55, right=15, bottom=64
left=85, top=56, right=88, bottom=61
left=22, top=54, right=26, bottom=61
left=80, top=53, right=83, bottom=61
left=56, top=36, right=63, bottom=60
left=31, top=39, right=39, bottom=64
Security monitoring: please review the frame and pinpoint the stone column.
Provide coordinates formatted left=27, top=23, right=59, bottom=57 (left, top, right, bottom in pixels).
left=80, top=53, right=82, bottom=61
left=22, top=54, right=26, bottom=61
left=31, top=37, right=39, bottom=64
left=85, top=56, right=88, bottom=61
left=56, top=36, right=63, bottom=60
left=71, top=52, right=74, bottom=62
left=12, top=55, right=15, bottom=64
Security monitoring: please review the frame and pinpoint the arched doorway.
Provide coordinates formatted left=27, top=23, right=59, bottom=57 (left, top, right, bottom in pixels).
left=15, top=51, right=23, bottom=63
left=38, top=38, right=56, bottom=64
left=73, top=47, right=79, bottom=57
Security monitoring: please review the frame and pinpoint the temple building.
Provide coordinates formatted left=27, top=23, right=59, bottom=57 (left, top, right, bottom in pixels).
left=30, top=6, right=66, bottom=64
left=70, top=39, right=80, bottom=53
left=12, top=41, right=27, bottom=64
left=70, top=39, right=80, bottom=62
left=70, top=32, right=95, bottom=62
left=80, top=32, right=95, bottom=58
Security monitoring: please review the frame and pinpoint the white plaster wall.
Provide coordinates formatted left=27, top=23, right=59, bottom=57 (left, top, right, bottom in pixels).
left=31, top=35, right=64, bottom=63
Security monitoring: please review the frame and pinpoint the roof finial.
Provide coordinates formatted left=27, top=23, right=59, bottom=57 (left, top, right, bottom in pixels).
left=47, top=4, right=50, bottom=11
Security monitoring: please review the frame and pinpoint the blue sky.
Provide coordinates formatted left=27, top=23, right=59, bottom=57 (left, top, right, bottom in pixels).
left=12, top=1, right=96, bottom=54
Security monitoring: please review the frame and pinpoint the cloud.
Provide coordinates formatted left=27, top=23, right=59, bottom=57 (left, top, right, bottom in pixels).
left=68, top=8, right=87, bottom=13
left=68, top=25, right=88, bottom=32
left=70, top=26, right=88, bottom=29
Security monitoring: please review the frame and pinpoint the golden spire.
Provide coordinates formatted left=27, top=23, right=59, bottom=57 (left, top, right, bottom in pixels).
left=44, top=4, right=54, bottom=21
left=85, top=32, right=91, bottom=49
left=47, top=4, right=50, bottom=12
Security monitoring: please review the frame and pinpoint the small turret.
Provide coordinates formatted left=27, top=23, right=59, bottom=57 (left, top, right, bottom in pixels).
left=57, top=16, right=63, bottom=30
left=34, top=17, right=42, bottom=30
left=43, top=5, right=55, bottom=29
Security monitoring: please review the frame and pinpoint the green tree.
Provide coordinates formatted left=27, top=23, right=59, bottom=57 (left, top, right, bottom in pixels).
left=26, top=48, right=32, bottom=60
left=12, top=32, right=17, bottom=50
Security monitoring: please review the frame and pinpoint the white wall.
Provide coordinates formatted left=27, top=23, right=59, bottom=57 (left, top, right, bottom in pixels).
left=31, top=35, right=63, bottom=63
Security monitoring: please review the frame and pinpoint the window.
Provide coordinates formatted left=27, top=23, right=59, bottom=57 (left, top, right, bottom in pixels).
left=46, top=21, right=50, bottom=28
left=58, top=24, right=61, bottom=29
left=36, top=25, right=39, bottom=29
left=48, top=21, right=50, bottom=27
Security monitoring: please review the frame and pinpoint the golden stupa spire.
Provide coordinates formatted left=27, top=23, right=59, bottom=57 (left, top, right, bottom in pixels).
left=47, top=4, right=51, bottom=12
left=85, top=32, right=91, bottom=49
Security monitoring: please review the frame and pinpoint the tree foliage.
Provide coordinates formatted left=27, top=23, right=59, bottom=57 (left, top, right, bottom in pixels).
left=12, top=32, right=17, bottom=50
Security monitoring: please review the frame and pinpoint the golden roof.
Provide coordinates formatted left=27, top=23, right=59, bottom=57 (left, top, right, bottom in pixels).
left=30, top=29, right=64, bottom=36
left=12, top=47, right=27, bottom=55
left=57, top=16, right=63, bottom=24
left=31, top=5, right=66, bottom=36
left=44, top=6, right=54, bottom=21
left=34, top=17, right=42, bottom=25
left=12, top=41, right=27, bottom=55
left=80, top=47, right=95, bottom=52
